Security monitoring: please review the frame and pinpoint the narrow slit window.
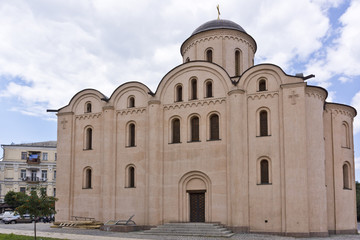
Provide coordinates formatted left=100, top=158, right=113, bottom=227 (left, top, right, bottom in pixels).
left=260, top=110, right=268, bottom=136
left=206, top=81, right=213, bottom=98
left=128, top=166, right=135, bottom=188
left=343, top=163, right=351, bottom=189
left=86, top=128, right=93, bottom=150
left=260, top=160, right=269, bottom=184
left=206, top=49, right=213, bottom=62
left=86, top=103, right=92, bottom=113
left=84, top=168, right=92, bottom=189
left=172, top=118, right=181, bottom=143
left=191, top=116, right=199, bottom=142
left=191, top=79, right=197, bottom=100
left=129, top=123, right=136, bottom=147
left=128, top=97, right=135, bottom=108
left=176, top=85, right=183, bottom=102
left=235, top=50, right=240, bottom=76
left=209, top=114, right=219, bottom=140
left=259, top=80, right=266, bottom=91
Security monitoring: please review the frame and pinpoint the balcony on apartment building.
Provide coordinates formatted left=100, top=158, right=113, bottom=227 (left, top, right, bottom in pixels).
left=26, top=153, right=41, bottom=164
left=21, top=177, right=47, bottom=183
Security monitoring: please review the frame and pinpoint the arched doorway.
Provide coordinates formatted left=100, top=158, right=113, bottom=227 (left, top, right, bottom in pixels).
left=179, top=171, right=212, bottom=222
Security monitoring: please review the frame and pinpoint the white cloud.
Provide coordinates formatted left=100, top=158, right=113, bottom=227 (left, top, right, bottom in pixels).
left=351, top=91, right=360, bottom=135
left=355, top=156, right=360, bottom=170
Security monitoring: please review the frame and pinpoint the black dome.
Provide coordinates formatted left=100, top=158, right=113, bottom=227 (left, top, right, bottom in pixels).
left=191, top=19, right=246, bottom=36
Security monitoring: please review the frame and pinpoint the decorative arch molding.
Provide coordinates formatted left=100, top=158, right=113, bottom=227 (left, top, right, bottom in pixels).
left=75, top=113, right=102, bottom=120
left=305, top=86, right=327, bottom=102
left=325, top=103, right=357, bottom=118
left=117, top=107, right=147, bottom=116
left=241, top=69, right=282, bottom=91
left=67, top=90, right=105, bottom=114
left=164, top=98, right=226, bottom=111
left=178, top=171, right=212, bottom=222
left=247, top=92, right=279, bottom=101
left=108, top=81, right=151, bottom=107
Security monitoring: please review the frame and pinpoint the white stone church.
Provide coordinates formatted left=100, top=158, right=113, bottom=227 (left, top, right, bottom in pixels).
left=55, top=19, right=357, bottom=236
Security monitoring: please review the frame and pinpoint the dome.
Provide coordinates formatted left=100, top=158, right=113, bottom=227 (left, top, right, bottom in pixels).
left=191, top=19, right=246, bottom=36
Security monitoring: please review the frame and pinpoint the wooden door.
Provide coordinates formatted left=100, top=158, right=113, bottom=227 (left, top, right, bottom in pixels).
left=189, top=192, right=205, bottom=222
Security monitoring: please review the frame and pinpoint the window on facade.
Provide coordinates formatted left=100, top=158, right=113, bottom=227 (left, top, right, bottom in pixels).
left=42, top=152, right=48, bottom=161
left=190, top=116, right=200, bottom=142
left=342, top=122, right=350, bottom=148
left=260, top=110, right=268, bottom=136
left=21, top=152, right=27, bottom=160
left=260, top=160, right=269, bottom=184
left=128, top=96, right=135, bottom=108
left=235, top=50, right=240, bottom=76
left=53, top=188, right=56, bottom=197
left=205, top=81, right=213, bottom=98
left=31, top=170, right=37, bottom=182
left=206, top=49, right=213, bottom=62
left=54, top=170, right=56, bottom=180
left=20, top=169, right=26, bottom=179
left=85, top=127, right=93, bottom=150
left=343, top=163, right=351, bottom=189
left=128, top=123, right=136, bottom=147
left=41, top=170, right=47, bottom=180
left=176, top=85, right=183, bottom=102
left=190, top=79, right=197, bottom=100
left=209, top=114, right=219, bottom=140
left=259, top=80, right=266, bottom=91
left=84, top=168, right=92, bottom=189
left=86, top=102, right=92, bottom=113
left=55, top=153, right=57, bottom=161
left=172, top=118, right=181, bottom=143
left=20, top=187, right=26, bottom=193
left=127, top=166, right=135, bottom=188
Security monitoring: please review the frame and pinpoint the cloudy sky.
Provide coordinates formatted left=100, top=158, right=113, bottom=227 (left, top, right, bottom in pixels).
left=0, top=0, right=359, bottom=179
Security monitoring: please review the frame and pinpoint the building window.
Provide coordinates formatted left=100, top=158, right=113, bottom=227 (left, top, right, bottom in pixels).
left=343, top=162, right=351, bottom=189
left=85, top=127, right=93, bottom=150
left=206, top=49, right=213, bottom=62
left=259, top=110, right=268, bottom=136
left=209, top=114, right=219, bottom=140
left=83, top=167, right=92, bottom=189
left=128, top=96, right=135, bottom=108
left=342, top=122, right=350, bottom=148
left=20, top=169, right=26, bottom=179
left=259, top=79, right=266, bottom=91
left=235, top=50, right=241, bottom=76
left=175, top=84, right=183, bottom=102
left=186, top=57, right=190, bottom=62
left=53, top=188, right=56, bottom=197
left=85, top=102, right=92, bottom=113
left=41, top=170, right=47, bottom=181
left=20, top=187, right=26, bottom=193
left=21, top=152, right=27, bottom=160
left=172, top=118, right=181, bottom=143
left=126, top=165, right=135, bottom=188
left=55, top=153, right=57, bottom=161
left=128, top=123, right=136, bottom=147
left=205, top=81, right=213, bottom=98
left=190, top=78, right=197, bottom=100
left=190, top=116, right=200, bottom=142
left=42, top=152, right=48, bottom=161
left=31, top=170, right=37, bottom=182
left=260, top=160, right=269, bottom=184
left=53, top=170, right=56, bottom=180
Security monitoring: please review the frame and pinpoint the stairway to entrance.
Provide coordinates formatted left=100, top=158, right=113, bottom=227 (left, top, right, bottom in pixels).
left=142, top=222, right=234, bottom=238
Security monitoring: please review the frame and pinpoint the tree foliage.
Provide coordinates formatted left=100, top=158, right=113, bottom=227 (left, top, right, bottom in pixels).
left=356, top=181, right=360, bottom=221
left=4, top=191, right=27, bottom=209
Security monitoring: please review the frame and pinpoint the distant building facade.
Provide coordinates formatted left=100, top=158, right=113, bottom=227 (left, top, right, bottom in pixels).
left=55, top=19, right=357, bottom=236
left=0, top=141, right=57, bottom=203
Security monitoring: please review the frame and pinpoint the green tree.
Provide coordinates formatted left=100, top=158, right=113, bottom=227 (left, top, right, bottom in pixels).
left=4, top=191, right=27, bottom=208
left=16, top=188, right=57, bottom=240
left=356, top=181, right=360, bottom=221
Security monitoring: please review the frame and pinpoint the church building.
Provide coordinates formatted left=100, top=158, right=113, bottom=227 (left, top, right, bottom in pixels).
left=55, top=19, right=357, bottom=236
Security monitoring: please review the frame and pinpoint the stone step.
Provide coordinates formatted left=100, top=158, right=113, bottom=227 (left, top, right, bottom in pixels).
left=142, top=222, right=234, bottom=238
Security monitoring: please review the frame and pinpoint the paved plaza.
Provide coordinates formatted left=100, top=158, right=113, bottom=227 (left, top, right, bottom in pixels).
left=0, top=223, right=359, bottom=240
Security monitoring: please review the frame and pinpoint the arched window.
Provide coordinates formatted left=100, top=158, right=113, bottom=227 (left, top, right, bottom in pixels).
left=205, top=81, right=213, bottom=98
left=127, top=166, right=135, bottom=188
left=235, top=50, right=240, bottom=76
left=259, top=110, right=268, bottom=136
left=85, top=127, right=92, bottom=150
left=86, top=102, right=92, bottom=113
left=206, top=49, right=213, bottom=62
left=259, top=79, right=266, bottom=91
left=83, top=167, right=92, bottom=189
left=342, top=122, right=350, bottom=148
left=190, top=116, right=199, bottom=142
left=128, top=123, right=136, bottom=147
left=176, top=85, right=183, bottom=102
left=128, top=96, right=135, bottom=108
left=209, top=114, right=219, bottom=140
left=260, top=160, right=269, bottom=184
left=172, top=118, right=181, bottom=143
left=343, top=163, right=351, bottom=189
left=190, top=79, right=197, bottom=100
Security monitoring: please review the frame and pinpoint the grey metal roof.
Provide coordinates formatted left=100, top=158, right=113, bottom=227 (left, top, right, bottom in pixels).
left=1, top=141, right=57, bottom=148
left=191, top=19, right=246, bottom=36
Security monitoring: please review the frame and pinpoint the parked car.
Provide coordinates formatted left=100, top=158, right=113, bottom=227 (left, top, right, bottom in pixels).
left=0, top=211, right=14, bottom=221
left=3, top=214, right=36, bottom=224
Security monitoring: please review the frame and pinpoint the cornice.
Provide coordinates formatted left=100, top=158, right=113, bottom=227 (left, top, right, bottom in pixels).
left=164, top=98, right=226, bottom=110
left=117, top=107, right=147, bottom=116
left=247, top=91, right=279, bottom=100
left=305, top=87, right=327, bottom=102
left=325, top=103, right=357, bottom=118
left=75, top=113, right=102, bottom=120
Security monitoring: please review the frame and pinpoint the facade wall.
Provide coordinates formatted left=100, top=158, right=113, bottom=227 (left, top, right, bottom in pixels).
left=0, top=143, right=57, bottom=205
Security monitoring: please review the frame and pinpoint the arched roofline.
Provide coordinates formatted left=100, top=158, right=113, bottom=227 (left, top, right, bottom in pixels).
left=306, top=85, right=328, bottom=100
left=58, top=88, right=107, bottom=112
left=107, top=81, right=152, bottom=105
left=325, top=102, right=357, bottom=117
left=154, top=60, right=231, bottom=98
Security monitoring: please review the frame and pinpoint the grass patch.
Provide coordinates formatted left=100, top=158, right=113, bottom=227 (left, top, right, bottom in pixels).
left=0, top=233, right=67, bottom=240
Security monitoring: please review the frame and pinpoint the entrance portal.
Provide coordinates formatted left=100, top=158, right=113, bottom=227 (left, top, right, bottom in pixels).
left=189, top=192, right=205, bottom=222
